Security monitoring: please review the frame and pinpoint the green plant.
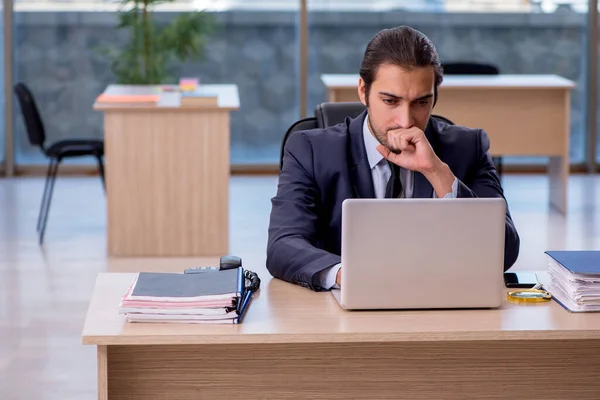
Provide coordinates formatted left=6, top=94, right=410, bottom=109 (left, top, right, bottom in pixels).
left=105, top=0, right=217, bottom=84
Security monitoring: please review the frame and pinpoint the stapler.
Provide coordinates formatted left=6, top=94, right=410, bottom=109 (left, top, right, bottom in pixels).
left=219, top=255, right=242, bottom=270
left=183, top=255, right=242, bottom=274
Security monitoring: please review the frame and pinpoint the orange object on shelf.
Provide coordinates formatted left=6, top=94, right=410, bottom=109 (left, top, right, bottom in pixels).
left=96, top=94, right=160, bottom=105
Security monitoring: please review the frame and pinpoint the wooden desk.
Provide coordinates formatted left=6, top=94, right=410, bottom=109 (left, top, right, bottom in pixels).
left=83, top=271, right=600, bottom=400
left=94, top=85, right=239, bottom=257
left=321, top=74, right=575, bottom=213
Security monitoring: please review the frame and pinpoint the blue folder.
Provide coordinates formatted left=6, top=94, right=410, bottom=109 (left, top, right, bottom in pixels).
left=545, top=251, right=600, bottom=275
left=544, top=251, right=600, bottom=313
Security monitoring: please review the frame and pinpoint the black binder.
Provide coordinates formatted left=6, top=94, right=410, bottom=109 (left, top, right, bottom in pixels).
left=120, top=257, right=260, bottom=324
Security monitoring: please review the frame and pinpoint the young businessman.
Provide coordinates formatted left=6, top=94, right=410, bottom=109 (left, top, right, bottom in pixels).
left=266, top=25, right=520, bottom=291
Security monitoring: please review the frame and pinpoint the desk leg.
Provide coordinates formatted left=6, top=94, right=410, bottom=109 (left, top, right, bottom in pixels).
left=328, top=89, right=337, bottom=102
left=98, top=345, right=108, bottom=400
left=548, top=155, right=568, bottom=213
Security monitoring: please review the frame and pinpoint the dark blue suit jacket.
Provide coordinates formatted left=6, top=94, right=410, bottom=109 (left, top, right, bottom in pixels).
left=267, top=110, right=520, bottom=291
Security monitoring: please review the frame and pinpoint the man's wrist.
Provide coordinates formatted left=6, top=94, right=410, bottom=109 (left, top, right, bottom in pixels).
left=317, top=263, right=342, bottom=290
left=423, top=160, right=455, bottom=197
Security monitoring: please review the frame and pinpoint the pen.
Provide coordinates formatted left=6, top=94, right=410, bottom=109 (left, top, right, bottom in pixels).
left=237, top=289, right=253, bottom=323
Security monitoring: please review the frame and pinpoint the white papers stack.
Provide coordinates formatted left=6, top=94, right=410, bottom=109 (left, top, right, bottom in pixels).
left=119, top=269, right=244, bottom=324
left=545, top=251, right=600, bottom=312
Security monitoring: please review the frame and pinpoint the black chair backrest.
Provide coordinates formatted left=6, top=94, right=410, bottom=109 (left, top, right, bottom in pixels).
left=315, top=101, right=455, bottom=127
left=279, top=117, right=318, bottom=170
left=280, top=101, right=455, bottom=169
left=14, top=82, right=46, bottom=148
left=442, top=62, right=499, bottom=75
left=315, top=102, right=366, bottom=128
left=280, top=103, right=365, bottom=170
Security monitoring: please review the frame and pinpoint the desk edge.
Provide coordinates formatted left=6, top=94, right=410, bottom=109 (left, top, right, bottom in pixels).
left=93, top=104, right=240, bottom=111
left=81, top=329, right=600, bottom=346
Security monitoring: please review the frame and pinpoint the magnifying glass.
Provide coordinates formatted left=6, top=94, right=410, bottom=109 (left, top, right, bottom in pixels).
left=507, top=283, right=552, bottom=303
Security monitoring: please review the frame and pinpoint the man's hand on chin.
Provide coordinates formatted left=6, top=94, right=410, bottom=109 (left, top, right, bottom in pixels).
left=376, top=127, right=456, bottom=198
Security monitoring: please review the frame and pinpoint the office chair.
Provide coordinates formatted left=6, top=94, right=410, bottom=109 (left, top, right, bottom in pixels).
left=279, top=102, right=367, bottom=170
left=442, top=62, right=500, bottom=75
left=441, top=61, right=503, bottom=177
left=315, top=101, right=366, bottom=128
left=280, top=101, right=455, bottom=169
left=279, top=117, right=318, bottom=170
left=13, top=82, right=106, bottom=245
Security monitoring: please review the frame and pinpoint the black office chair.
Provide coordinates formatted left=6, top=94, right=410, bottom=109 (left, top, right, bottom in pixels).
left=279, top=117, right=318, bottom=170
left=441, top=62, right=503, bottom=177
left=13, top=82, right=106, bottom=245
left=442, top=62, right=499, bottom=75
left=280, top=101, right=454, bottom=170
left=315, top=101, right=366, bottom=128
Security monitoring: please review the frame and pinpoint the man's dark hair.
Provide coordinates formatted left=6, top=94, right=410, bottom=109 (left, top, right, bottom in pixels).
left=359, top=26, right=443, bottom=106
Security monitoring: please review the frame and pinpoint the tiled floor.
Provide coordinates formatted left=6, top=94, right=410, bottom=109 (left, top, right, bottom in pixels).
left=1, top=174, right=600, bottom=399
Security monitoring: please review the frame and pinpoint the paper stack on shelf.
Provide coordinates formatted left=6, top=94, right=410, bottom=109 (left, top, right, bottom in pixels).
left=119, top=268, right=245, bottom=324
left=180, top=91, right=218, bottom=106
left=545, top=251, right=600, bottom=312
left=95, top=93, right=159, bottom=106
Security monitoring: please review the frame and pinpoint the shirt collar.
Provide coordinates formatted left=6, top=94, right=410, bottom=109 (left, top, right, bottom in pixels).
left=362, top=114, right=384, bottom=169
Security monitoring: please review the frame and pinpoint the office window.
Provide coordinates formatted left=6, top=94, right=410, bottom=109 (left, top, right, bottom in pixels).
left=8, top=0, right=594, bottom=168
left=308, top=0, right=589, bottom=167
left=0, top=15, right=4, bottom=172
left=13, top=9, right=112, bottom=165
left=11, top=0, right=301, bottom=166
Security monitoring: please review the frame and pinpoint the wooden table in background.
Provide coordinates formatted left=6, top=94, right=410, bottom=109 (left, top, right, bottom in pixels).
left=321, top=74, right=575, bottom=213
left=94, top=85, right=239, bottom=257
left=83, top=269, right=600, bottom=400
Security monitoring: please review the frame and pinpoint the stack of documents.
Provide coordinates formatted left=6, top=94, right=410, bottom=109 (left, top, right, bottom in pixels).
left=545, top=251, right=600, bottom=312
left=119, top=269, right=245, bottom=324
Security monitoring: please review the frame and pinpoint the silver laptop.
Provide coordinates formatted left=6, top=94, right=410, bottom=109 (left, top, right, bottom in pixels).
left=332, top=198, right=506, bottom=310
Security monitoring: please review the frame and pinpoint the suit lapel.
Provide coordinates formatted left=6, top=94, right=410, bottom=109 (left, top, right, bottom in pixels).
left=412, top=118, right=439, bottom=198
left=346, top=113, right=441, bottom=199
left=347, top=110, right=375, bottom=198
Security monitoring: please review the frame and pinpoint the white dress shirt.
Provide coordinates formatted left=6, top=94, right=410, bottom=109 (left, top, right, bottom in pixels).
left=316, top=114, right=458, bottom=290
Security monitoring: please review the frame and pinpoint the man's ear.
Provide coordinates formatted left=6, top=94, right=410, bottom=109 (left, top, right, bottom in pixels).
left=358, top=78, right=368, bottom=106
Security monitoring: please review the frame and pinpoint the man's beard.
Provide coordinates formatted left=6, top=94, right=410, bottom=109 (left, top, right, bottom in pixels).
left=367, top=116, right=399, bottom=152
